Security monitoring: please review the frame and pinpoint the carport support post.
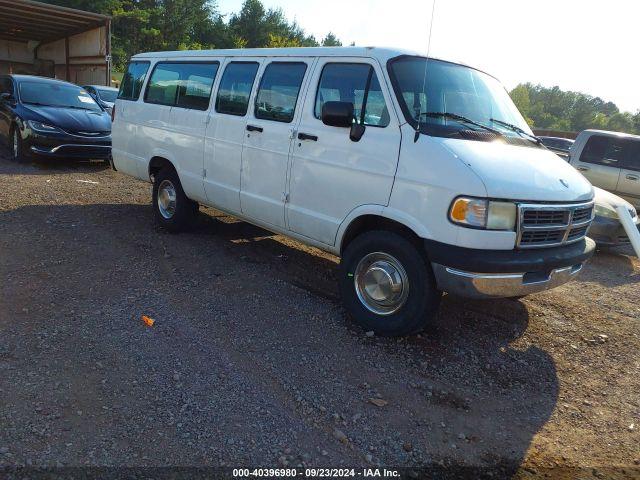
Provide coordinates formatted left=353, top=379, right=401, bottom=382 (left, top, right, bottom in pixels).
left=65, top=36, right=70, bottom=81
left=105, top=19, right=111, bottom=86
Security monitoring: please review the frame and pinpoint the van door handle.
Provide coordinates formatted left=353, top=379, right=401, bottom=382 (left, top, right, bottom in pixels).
left=626, top=174, right=639, bottom=181
left=298, top=132, right=318, bottom=141
left=246, top=125, right=263, bottom=133
left=577, top=166, right=590, bottom=172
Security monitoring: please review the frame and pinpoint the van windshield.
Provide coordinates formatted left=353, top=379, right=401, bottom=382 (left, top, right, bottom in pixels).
left=388, top=56, right=532, bottom=140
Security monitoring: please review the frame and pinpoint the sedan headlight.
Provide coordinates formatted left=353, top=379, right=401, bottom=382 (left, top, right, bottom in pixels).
left=449, top=197, right=517, bottom=230
left=27, top=120, right=62, bottom=133
left=594, top=203, right=619, bottom=220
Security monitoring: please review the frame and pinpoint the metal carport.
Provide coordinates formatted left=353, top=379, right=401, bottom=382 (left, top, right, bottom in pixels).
left=0, top=0, right=111, bottom=85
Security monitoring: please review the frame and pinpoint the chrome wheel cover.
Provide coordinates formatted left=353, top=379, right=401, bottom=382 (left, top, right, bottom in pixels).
left=157, top=179, right=177, bottom=219
left=354, top=252, right=409, bottom=315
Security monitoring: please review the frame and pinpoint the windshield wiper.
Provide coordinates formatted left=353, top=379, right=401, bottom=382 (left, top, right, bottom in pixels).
left=419, top=112, right=504, bottom=136
left=489, top=118, right=542, bottom=145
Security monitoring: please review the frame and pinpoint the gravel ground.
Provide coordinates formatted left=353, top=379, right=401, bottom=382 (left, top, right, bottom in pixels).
left=0, top=148, right=638, bottom=477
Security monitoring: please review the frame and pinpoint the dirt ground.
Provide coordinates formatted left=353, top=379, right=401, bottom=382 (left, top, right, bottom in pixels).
left=0, top=148, right=638, bottom=478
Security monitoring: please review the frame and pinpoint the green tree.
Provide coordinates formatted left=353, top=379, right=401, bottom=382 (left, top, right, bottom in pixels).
left=321, top=32, right=342, bottom=47
left=510, top=83, right=639, bottom=135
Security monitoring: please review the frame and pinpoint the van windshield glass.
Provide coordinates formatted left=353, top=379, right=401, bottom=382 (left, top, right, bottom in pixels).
left=20, top=82, right=101, bottom=111
left=388, top=56, right=532, bottom=139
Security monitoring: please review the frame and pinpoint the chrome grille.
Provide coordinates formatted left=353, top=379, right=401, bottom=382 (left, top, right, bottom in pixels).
left=522, top=210, right=568, bottom=226
left=517, top=202, right=594, bottom=249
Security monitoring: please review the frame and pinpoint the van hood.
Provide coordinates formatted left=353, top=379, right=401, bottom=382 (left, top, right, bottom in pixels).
left=23, top=105, right=111, bottom=133
left=440, top=138, right=594, bottom=202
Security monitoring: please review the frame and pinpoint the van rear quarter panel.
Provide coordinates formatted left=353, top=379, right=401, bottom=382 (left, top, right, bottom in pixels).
left=112, top=98, right=149, bottom=181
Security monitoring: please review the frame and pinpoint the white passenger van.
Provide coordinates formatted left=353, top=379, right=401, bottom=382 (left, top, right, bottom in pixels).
left=112, top=47, right=595, bottom=336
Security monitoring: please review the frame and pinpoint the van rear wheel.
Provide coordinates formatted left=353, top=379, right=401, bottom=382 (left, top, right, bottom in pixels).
left=339, top=231, right=441, bottom=336
left=152, top=167, right=197, bottom=232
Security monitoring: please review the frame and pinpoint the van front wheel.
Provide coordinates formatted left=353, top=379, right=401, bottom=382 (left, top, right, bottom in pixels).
left=339, top=231, right=441, bottom=336
left=152, top=167, right=197, bottom=232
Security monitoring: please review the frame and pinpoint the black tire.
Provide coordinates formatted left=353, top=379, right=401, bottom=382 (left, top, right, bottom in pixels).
left=152, top=167, right=198, bottom=232
left=9, top=125, right=25, bottom=162
left=339, top=230, right=442, bottom=336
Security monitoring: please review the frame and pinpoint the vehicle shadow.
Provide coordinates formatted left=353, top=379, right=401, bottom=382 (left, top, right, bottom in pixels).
left=166, top=208, right=557, bottom=476
left=0, top=203, right=557, bottom=475
left=581, top=246, right=639, bottom=288
left=0, top=147, right=109, bottom=175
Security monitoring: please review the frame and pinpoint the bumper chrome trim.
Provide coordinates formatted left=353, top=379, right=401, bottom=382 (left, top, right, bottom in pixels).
left=31, top=144, right=111, bottom=154
left=432, top=262, right=584, bottom=299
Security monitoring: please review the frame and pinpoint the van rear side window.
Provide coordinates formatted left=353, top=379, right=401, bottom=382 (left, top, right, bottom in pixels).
left=144, top=62, right=219, bottom=110
left=118, top=61, right=150, bottom=101
left=254, top=62, right=307, bottom=123
left=215, top=62, right=260, bottom=116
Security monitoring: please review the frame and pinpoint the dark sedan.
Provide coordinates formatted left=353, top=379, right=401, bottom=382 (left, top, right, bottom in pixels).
left=0, top=75, right=111, bottom=162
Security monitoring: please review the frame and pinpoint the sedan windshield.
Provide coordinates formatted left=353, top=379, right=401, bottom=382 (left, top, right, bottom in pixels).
left=96, top=88, right=118, bottom=103
left=19, top=82, right=101, bottom=111
left=388, top=56, right=533, bottom=140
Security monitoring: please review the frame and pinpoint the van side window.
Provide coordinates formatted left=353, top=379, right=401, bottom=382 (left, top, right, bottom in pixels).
left=314, top=63, right=390, bottom=128
left=144, top=62, right=219, bottom=110
left=215, top=62, right=259, bottom=116
left=255, top=62, right=307, bottom=123
left=119, top=61, right=150, bottom=101
left=580, top=136, right=626, bottom=166
left=619, top=140, right=640, bottom=172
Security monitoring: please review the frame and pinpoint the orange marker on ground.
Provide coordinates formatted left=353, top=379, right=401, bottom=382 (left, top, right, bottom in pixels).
left=141, top=315, right=155, bottom=327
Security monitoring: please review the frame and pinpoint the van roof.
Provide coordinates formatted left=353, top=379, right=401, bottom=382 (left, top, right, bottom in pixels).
left=132, top=46, right=455, bottom=66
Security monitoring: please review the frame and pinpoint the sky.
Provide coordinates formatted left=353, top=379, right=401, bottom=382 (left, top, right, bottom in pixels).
left=218, top=0, right=640, bottom=113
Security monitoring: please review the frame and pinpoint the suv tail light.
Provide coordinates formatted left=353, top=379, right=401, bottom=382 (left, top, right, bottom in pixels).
left=111, top=105, right=116, bottom=122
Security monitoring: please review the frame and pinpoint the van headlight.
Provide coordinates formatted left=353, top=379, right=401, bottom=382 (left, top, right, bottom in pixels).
left=449, top=197, right=517, bottom=230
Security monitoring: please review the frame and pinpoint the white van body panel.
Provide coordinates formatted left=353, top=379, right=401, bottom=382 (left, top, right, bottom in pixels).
left=203, top=56, right=263, bottom=214
left=388, top=125, right=516, bottom=250
left=287, top=56, right=402, bottom=246
left=113, top=46, right=594, bottom=257
left=111, top=94, right=149, bottom=181
left=241, top=57, right=316, bottom=229
left=441, top=138, right=594, bottom=203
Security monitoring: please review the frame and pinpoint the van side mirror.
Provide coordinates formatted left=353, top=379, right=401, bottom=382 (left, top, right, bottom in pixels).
left=321, top=101, right=366, bottom=142
left=321, top=101, right=354, bottom=128
left=349, top=123, right=366, bottom=142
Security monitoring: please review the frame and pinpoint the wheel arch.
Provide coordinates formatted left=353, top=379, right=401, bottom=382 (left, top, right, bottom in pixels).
left=337, top=206, right=430, bottom=255
left=148, top=153, right=178, bottom=182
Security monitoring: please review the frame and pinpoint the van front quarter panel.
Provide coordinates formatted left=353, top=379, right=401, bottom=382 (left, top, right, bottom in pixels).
left=388, top=124, right=519, bottom=250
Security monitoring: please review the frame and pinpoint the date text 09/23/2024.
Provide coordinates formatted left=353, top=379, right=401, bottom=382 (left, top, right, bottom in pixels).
left=232, top=468, right=400, bottom=477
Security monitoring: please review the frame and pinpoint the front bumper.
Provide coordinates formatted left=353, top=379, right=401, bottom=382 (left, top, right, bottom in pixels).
left=589, top=215, right=640, bottom=246
left=24, top=129, right=111, bottom=160
left=426, top=237, right=595, bottom=298
left=30, top=143, right=111, bottom=159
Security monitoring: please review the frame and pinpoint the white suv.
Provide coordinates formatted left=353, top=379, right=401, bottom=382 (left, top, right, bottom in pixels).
left=112, top=47, right=595, bottom=336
